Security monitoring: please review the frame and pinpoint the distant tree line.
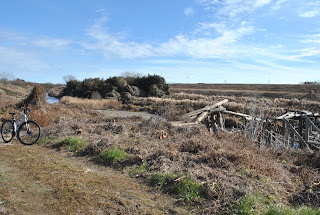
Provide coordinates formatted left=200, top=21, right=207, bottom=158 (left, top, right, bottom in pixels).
left=61, top=74, right=169, bottom=102
left=301, top=81, right=320, bottom=85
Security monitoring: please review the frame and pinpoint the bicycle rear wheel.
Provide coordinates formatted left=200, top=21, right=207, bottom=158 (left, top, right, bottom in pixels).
left=17, top=121, right=41, bottom=145
left=1, top=120, right=14, bottom=143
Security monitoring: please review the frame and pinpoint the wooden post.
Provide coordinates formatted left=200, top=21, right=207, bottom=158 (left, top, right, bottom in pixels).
left=283, top=118, right=313, bottom=153
left=283, top=119, right=287, bottom=146
left=244, top=118, right=247, bottom=137
left=305, top=118, right=309, bottom=143
left=218, top=112, right=224, bottom=130
left=304, top=115, right=320, bottom=133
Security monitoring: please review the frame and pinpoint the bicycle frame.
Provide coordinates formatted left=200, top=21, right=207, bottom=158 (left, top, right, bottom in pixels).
left=11, top=109, right=29, bottom=135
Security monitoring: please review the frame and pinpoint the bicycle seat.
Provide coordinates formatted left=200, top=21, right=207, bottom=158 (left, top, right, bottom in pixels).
left=9, top=112, right=16, bottom=115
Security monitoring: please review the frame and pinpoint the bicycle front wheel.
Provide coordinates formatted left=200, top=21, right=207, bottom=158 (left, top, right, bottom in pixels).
left=1, top=119, right=14, bottom=143
left=17, top=121, right=41, bottom=145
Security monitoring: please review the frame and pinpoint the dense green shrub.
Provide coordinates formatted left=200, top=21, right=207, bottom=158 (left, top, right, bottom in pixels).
left=60, top=74, right=169, bottom=99
left=136, top=74, right=169, bottom=96
left=61, top=80, right=82, bottom=97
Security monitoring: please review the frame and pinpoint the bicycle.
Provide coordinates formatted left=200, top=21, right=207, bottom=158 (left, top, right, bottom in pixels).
left=1, top=107, right=41, bottom=145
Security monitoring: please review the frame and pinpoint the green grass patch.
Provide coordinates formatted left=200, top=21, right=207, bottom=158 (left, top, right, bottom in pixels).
left=95, top=147, right=128, bottom=165
left=234, top=193, right=271, bottom=215
left=233, top=193, right=320, bottom=215
left=53, top=136, right=88, bottom=151
left=147, top=173, right=205, bottom=203
left=129, top=162, right=147, bottom=177
left=37, top=136, right=56, bottom=145
left=265, top=206, right=320, bottom=215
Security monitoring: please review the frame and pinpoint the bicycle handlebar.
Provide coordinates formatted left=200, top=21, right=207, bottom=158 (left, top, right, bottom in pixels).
left=22, top=107, right=32, bottom=114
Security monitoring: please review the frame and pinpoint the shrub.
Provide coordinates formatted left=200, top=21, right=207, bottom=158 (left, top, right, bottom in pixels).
left=19, top=84, right=46, bottom=108
left=136, top=74, right=169, bottom=96
left=53, top=136, right=88, bottom=151
left=129, top=163, right=147, bottom=177
left=30, top=109, right=53, bottom=127
left=95, top=147, right=128, bottom=165
left=147, top=173, right=205, bottom=202
left=232, top=193, right=320, bottom=215
left=47, top=88, right=59, bottom=97
left=61, top=80, right=82, bottom=97
left=60, top=74, right=169, bottom=99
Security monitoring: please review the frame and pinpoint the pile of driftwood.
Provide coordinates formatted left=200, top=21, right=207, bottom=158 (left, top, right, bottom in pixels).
left=173, top=99, right=320, bottom=151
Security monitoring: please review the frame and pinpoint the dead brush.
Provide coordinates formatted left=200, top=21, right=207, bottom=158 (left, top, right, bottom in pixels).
left=60, top=96, right=123, bottom=110
left=19, top=84, right=46, bottom=108
left=154, top=102, right=182, bottom=121
left=30, top=108, right=54, bottom=127
left=170, top=92, right=208, bottom=101
left=138, top=96, right=210, bottom=115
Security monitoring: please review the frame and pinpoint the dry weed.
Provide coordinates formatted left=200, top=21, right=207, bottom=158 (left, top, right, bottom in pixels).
left=60, top=96, right=123, bottom=110
left=30, top=108, right=54, bottom=127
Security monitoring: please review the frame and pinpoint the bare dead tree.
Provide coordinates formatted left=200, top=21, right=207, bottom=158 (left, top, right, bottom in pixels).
left=120, top=70, right=143, bottom=79
left=0, top=72, right=15, bottom=84
left=63, top=75, right=77, bottom=84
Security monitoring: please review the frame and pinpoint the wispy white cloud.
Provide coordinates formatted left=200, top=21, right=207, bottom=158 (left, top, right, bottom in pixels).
left=184, top=7, right=194, bottom=16
left=254, top=0, right=272, bottom=8
left=82, top=15, right=254, bottom=59
left=272, top=0, right=288, bottom=10
left=200, top=0, right=272, bottom=19
left=0, top=45, right=52, bottom=80
left=298, top=1, right=320, bottom=17
left=32, top=38, right=73, bottom=49
left=301, top=33, right=320, bottom=44
left=299, top=10, right=320, bottom=18
left=156, top=26, right=254, bottom=58
left=82, top=16, right=153, bottom=58
left=0, top=30, right=74, bottom=50
left=292, top=48, right=320, bottom=58
left=0, top=30, right=27, bottom=41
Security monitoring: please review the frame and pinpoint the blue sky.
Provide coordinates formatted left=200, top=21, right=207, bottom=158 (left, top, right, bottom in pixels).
left=1, top=0, right=320, bottom=84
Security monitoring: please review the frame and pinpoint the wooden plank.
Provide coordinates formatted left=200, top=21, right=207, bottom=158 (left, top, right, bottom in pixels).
left=308, top=140, right=320, bottom=145
left=223, top=110, right=252, bottom=121
left=169, top=121, right=201, bottom=127
left=195, top=111, right=209, bottom=123
left=184, top=99, right=229, bottom=117
left=303, top=115, right=320, bottom=133
left=283, top=118, right=313, bottom=153
left=209, top=106, right=226, bottom=113
left=277, top=112, right=297, bottom=120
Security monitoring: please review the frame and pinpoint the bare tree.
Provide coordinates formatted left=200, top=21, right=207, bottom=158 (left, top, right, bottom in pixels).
left=0, top=72, right=15, bottom=84
left=63, top=75, right=77, bottom=83
left=120, top=70, right=143, bottom=79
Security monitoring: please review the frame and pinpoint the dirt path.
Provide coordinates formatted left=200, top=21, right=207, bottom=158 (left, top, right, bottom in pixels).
left=94, top=110, right=157, bottom=119
left=0, top=142, right=189, bottom=215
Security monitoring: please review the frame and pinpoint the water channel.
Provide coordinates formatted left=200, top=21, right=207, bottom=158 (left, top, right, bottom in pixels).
left=46, top=93, right=60, bottom=104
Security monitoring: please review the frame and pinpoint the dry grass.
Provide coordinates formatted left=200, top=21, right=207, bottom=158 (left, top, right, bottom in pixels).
left=40, top=107, right=320, bottom=213
left=60, top=96, right=123, bottom=110
left=170, top=83, right=320, bottom=100
left=2, top=82, right=320, bottom=213
left=0, top=82, right=31, bottom=96
left=0, top=144, right=187, bottom=214
left=146, top=92, right=320, bottom=119
left=30, top=108, right=54, bottom=127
